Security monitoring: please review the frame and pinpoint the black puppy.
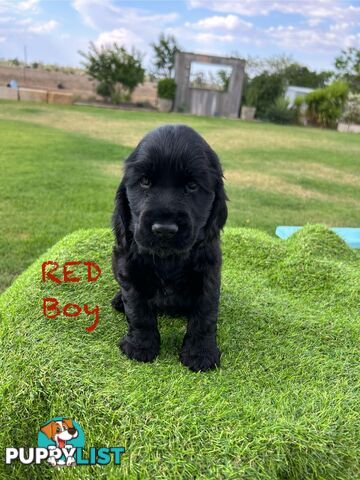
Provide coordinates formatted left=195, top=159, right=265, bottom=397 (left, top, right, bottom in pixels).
left=111, top=124, right=227, bottom=371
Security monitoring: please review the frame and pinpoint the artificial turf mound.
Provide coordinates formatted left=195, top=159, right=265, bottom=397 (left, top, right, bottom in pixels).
left=0, top=226, right=359, bottom=479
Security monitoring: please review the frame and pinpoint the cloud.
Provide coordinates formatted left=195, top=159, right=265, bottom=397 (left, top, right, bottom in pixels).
left=72, top=0, right=178, bottom=30
left=195, top=32, right=235, bottom=43
left=0, top=16, right=14, bottom=24
left=186, top=0, right=360, bottom=56
left=18, top=0, right=39, bottom=12
left=72, top=0, right=102, bottom=28
left=94, top=27, right=145, bottom=50
left=28, top=19, right=58, bottom=34
left=307, top=18, right=323, bottom=27
left=329, top=22, right=354, bottom=32
left=0, top=36, right=6, bottom=42
left=0, top=0, right=39, bottom=16
left=72, top=0, right=180, bottom=64
left=266, top=24, right=360, bottom=51
left=188, top=0, right=360, bottom=22
left=188, top=0, right=273, bottom=16
left=187, top=14, right=252, bottom=31
left=17, top=18, right=33, bottom=26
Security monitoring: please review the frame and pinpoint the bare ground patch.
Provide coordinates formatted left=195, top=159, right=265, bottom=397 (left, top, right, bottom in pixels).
left=225, top=169, right=359, bottom=206
left=3, top=231, right=30, bottom=241
left=207, top=126, right=360, bottom=155
left=0, top=107, right=160, bottom=147
left=100, top=163, right=359, bottom=206
left=101, top=162, right=123, bottom=177
left=2, top=105, right=360, bottom=157
left=276, top=162, right=360, bottom=187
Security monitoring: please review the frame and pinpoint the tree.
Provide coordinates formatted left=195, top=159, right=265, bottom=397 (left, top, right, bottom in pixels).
left=191, top=71, right=205, bottom=88
left=151, top=33, right=180, bottom=79
left=217, top=69, right=231, bottom=91
left=231, top=52, right=293, bottom=78
left=231, top=51, right=331, bottom=87
left=245, top=72, right=285, bottom=118
left=334, top=47, right=360, bottom=93
left=264, top=53, right=294, bottom=75
left=280, top=63, right=331, bottom=88
left=79, top=42, right=145, bottom=103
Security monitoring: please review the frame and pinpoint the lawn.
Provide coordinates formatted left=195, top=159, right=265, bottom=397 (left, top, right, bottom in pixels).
left=0, top=99, right=359, bottom=291
left=0, top=100, right=359, bottom=478
left=0, top=226, right=359, bottom=479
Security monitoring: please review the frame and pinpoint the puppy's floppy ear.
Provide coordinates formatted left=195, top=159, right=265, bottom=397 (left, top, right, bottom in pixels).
left=204, top=147, right=228, bottom=241
left=40, top=421, right=56, bottom=440
left=113, top=177, right=132, bottom=247
left=62, top=418, right=74, bottom=429
left=112, top=149, right=141, bottom=247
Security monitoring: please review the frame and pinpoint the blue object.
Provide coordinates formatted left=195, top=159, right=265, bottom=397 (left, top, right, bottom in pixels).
left=8, top=79, right=18, bottom=89
left=275, top=226, right=360, bottom=249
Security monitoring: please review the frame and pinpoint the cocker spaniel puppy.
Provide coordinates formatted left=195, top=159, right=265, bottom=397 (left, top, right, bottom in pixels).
left=112, top=124, right=227, bottom=372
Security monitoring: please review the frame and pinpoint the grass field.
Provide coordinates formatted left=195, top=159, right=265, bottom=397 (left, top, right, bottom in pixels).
left=0, top=226, right=359, bottom=479
left=0, top=101, right=360, bottom=478
left=0, top=99, right=359, bottom=291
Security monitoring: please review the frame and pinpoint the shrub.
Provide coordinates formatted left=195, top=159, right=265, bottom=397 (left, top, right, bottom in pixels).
left=304, top=81, right=349, bottom=128
left=293, top=95, right=307, bottom=124
left=96, top=82, right=112, bottom=99
left=157, top=78, right=176, bottom=100
left=266, top=96, right=296, bottom=124
left=80, top=42, right=145, bottom=103
left=341, top=93, right=360, bottom=124
left=111, top=86, right=131, bottom=104
left=294, top=95, right=305, bottom=109
left=245, top=72, right=285, bottom=118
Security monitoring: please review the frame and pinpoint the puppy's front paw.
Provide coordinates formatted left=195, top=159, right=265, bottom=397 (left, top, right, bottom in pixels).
left=180, top=341, right=221, bottom=372
left=119, top=334, right=160, bottom=363
left=48, top=457, right=57, bottom=467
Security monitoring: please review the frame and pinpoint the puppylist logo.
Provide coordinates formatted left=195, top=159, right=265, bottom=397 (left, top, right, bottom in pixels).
left=5, top=417, right=125, bottom=467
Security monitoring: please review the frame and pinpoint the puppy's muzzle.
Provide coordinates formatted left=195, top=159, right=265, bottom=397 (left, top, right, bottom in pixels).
left=152, top=222, right=178, bottom=239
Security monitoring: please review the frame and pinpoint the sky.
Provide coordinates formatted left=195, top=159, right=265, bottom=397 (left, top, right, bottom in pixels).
left=0, top=0, right=360, bottom=72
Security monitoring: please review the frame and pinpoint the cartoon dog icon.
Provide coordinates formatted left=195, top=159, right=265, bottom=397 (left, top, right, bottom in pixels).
left=40, top=418, right=78, bottom=466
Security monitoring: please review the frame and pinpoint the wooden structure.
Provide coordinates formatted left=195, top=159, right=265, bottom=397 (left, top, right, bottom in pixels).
left=174, top=52, right=245, bottom=118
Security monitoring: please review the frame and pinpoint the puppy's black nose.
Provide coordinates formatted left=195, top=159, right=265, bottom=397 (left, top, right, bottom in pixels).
left=68, top=428, right=76, bottom=435
left=152, top=223, right=178, bottom=238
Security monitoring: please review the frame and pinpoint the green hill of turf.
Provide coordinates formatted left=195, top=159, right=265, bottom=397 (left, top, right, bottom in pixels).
left=0, top=226, right=359, bottom=479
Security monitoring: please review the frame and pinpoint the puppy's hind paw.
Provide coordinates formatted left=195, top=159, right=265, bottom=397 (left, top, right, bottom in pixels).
left=119, top=335, right=160, bottom=363
left=111, top=291, right=125, bottom=312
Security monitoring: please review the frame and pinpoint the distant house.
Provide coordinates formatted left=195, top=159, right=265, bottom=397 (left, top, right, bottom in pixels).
left=285, top=86, right=314, bottom=107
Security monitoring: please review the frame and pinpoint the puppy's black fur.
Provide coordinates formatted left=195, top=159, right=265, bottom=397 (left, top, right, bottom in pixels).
left=111, top=124, right=227, bottom=371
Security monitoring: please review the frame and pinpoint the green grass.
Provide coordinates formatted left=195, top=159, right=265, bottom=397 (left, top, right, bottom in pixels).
left=0, top=225, right=359, bottom=479
left=0, top=118, right=127, bottom=290
left=0, top=100, right=359, bottom=477
left=0, top=100, right=359, bottom=291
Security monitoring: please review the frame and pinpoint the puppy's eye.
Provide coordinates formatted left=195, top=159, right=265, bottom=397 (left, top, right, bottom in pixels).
left=186, top=181, right=198, bottom=192
left=139, top=176, right=151, bottom=188
left=56, top=427, right=61, bottom=433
